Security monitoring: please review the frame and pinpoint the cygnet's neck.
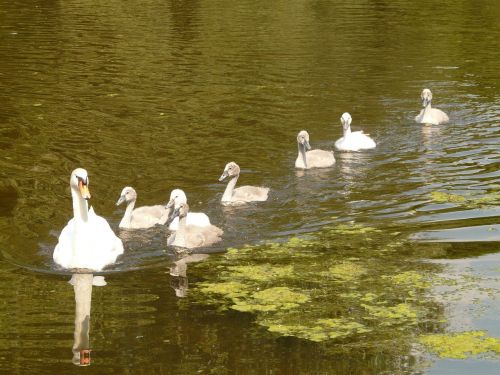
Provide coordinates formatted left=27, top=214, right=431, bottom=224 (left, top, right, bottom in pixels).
left=174, top=215, right=187, bottom=247
left=119, top=199, right=136, bottom=227
left=222, top=175, right=239, bottom=202
left=423, top=101, right=433, bottom=115
left=298, top=143, right=308, bottom=168
left=71, top=188, right=89, bottom=222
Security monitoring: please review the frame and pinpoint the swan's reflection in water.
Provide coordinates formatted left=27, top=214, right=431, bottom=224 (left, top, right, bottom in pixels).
left=169, top=253, right=208, bottom=297
left=68, top=273, right=106, bottom=366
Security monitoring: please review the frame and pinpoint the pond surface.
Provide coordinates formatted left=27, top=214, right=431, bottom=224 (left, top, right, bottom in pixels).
left=0, top=0, right=499, bottom=373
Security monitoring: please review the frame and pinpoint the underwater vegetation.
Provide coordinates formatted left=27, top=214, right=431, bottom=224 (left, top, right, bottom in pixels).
left=187, top=221, right=500, bottom=361
left=190, top=223, right=448, bottom=348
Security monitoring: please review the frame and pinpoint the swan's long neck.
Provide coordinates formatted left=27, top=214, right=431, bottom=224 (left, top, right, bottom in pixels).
left=343, top=125, right=352, bottom=137
left=222, top=175, right=239, bottom=202
left=72, top=274, right=93, bottom=365
left=298, top=144, right=308, bottom=168
left=174, top=215, right=187, bottom=247
left=71, top=189, right=89, bottom=222
left=119, top=199, right=136, bottom=227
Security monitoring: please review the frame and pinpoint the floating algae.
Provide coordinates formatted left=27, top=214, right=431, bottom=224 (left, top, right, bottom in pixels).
left=420, top=331, right=500, bottom=359
left=231, top=287, right=310, bottom=313
left=325, top=261, right=366, bottom=282
left=430, top=191, right=467, bottom=204
left=430, top=191, right=500, bottom=208
left=262, top=317, right=371, bottom=342
left=189, top=222, right=449, bottom=347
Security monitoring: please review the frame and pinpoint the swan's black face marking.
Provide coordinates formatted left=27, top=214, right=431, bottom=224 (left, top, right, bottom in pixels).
left=76, top=176, right=91, bottom=200
left=76, top=175, right=88, bottom=186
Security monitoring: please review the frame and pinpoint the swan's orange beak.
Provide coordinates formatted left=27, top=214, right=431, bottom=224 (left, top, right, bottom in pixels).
left=79, top=180, right=91, bottom=200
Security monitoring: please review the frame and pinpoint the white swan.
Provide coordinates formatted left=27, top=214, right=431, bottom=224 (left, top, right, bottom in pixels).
left=53, top=168, right=124, bottom=271
left=218, top=162, right=269, bottom=204
left=166, top=189, right=211, bottom=231
left=116, top=186, right=169, bottom=229
left=295, top=130, right=335, bottom=169
left=415, top=88, right=449, bottom=125
left=167, top=203, right=223, bottom=249
left=335, top=113, right=376, bottom=151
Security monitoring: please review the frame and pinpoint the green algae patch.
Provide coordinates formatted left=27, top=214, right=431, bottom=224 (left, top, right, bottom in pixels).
left=326, top=261, right=366, bottom=281
left=198, top=281, right=250, bottom=299
left=430, top=191, right=500, bottom=208
left=231, top=287, right=309, bottom=313
left=189, top=222, right=447, bottom=348
left=430, top=191, right=466, bottom=204
left=384, top=271, right=430, bottom=289
left=420, top=331, right=500, bottom=359
left=262, top=318, right=371, bottom=342
left=362, top=303, right=418, bottom=325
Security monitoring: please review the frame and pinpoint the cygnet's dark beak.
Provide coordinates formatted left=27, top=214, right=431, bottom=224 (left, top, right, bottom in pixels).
left=166, top=199, right=175, bottom=209
left=219, top=171, right=229, bottom=182
left=116, top=195, right=125, bottom=206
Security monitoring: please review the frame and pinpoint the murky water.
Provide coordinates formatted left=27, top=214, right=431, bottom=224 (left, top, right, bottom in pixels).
left=0, top=0, right=499, bottom=373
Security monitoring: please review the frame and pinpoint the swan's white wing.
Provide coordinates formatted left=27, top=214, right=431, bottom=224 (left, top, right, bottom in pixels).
left=53, top=218, right=76, bottom=268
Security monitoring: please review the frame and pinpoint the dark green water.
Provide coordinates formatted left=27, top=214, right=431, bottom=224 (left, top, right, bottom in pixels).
left=0, top=0, right=499, bottom=373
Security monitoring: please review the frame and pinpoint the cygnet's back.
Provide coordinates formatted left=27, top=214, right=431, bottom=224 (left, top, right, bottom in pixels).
left=168, top=203, right=223, bottom=249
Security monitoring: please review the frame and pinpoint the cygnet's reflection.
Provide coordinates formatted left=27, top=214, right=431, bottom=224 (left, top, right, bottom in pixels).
left=169, top=253, right=208, bottom=297
left=68, top=273, right=106, bottom=366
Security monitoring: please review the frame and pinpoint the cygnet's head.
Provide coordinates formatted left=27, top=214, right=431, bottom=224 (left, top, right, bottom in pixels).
left=219, top=162, right=241, bottom=182
left=421, top=88, right=433, bottom=107
left=297, top=130, right=311, bottom=150
left=70, top=168, right=91, bottom=200
left=172, top=202, right=189, bottom=219
left=116, top=186, right=137, bottom=206
left=340, top=112, right=352, bottom=131
left=167, top=188, right=188, bottom=209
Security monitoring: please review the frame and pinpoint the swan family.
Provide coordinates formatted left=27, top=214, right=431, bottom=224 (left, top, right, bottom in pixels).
left=53, top=89, right=449, bottom=271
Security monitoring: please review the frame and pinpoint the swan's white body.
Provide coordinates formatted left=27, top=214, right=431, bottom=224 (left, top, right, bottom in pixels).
left=415, top=88, right=449, bottom=125
left=53, top=169, right=123, bottom=271
left=116, top=187, right=168, bottom=229
left=166, top=189, right=211, bottom=230
left=168, top=204, right=223, bottom=249
left=219, top=162, right=269, bottom=204
left=295, top=130, right=335, bottom=169
left=335, top=113, right=376, bottom=151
